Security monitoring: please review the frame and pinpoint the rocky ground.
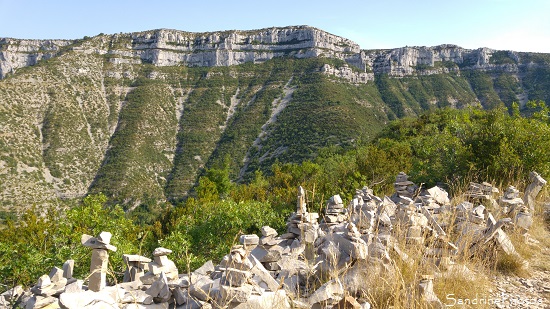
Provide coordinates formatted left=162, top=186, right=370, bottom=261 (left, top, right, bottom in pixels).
left=2, top=173, right=550, bottom=309
left=488, top=205, right=550, bottom=309
left=490, top=258, right=550, bottom=308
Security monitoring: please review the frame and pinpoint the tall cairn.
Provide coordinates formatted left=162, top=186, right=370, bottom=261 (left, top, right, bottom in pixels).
left=81, top=231, right=117, bottom=292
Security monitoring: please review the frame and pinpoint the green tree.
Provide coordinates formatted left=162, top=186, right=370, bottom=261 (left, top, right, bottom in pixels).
left=0, top=194, right=148, bottom=290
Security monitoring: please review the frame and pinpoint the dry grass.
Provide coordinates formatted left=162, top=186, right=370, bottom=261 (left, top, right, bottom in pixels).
left=358, top=174, right=550, bottom=308
left=340, top=218, right=491, bottom=309
left=249, top=176, right=550, bottom=308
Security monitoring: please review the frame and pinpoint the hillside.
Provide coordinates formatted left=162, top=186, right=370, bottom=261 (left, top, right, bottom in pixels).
left=1, top=26, right=550, bottom=210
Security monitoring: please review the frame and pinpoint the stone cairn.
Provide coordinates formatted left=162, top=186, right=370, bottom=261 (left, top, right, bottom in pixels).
left=8, top=171, right=547, bottom=309
left=81, top=231, right=117, bottom=292
left=122, top=254, right=151, bottom=283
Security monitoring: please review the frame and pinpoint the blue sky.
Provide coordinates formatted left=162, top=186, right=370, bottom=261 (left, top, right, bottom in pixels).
left=1, top=0, right=549, bottom=53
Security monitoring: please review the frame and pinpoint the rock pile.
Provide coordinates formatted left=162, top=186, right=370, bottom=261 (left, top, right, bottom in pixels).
left=7, top=171, right=547, bottom=309
left=141, top=247, right=179, bottom=284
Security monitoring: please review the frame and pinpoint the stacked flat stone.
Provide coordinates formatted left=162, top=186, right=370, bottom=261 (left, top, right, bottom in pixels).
left=342, top=222, right=368, bottom=260
left=257, top=226, right=285, bottom=271
left=220, top=245, right=255, bottom=305
left=499, top=185, right=524, bottom=215
left=123, top=254, right=151, bottom=282
left=454, top=201, right=473, bottom=222
left=285, top=186, right=320, bottom=242
left=353, top=186, right=380, bottom=211
left=0, top=286, right=24, bottom=308
left=141, top=247, right=178, bottom=284
left=285, top=187, right=307, bottom=239
left=376, top=197, right=395, bottom=236
left=25, top=260, right=75, bottom=309
left=464, top=182, right=499, bottom=201
left=62, top=260, right=75, bottom=284
left=498, top=180, right=545, bottom=233
left=240, top=234, right=260, bottom=249
left=298, top=212, right=319, bottom=245
left=417, top=186, right=451, bottom=212
left=259, top=226, right=278, bottom=246
left=392, top=172, right=417, bottom=204
left=145, top=272, right=171, bottom=303
left=394, top=201, right=428, bottom=245
left=297, top=185, right=307, bottom=215
left=425, top=237, right=458, bottom=269
left=81, top=231, right=117, bottom=292
left=217, top=245, right=290, bottom=307
left=20, top=172, right=549, bottom=309
left=350, top=187, right=388, bottom=235
left=417, top=275, right=443, bottom=308
left=323, top=194, right=346, bottom=226
left=470, top=205, right=486, bottom=224
left=29, top=273, right=63, bottom=298
left=453, top=199, right=522, bottom=260
left=220, top=246, right=253, bottom=274
left=352, top=206, right=376, bottom=234
left=464, top=182, right=484, bottom=200
left=367, top=238, right=393, bottom=273
left=285, top=193, right=305, bottom=238
left=454, top=202, right=484, bottom=248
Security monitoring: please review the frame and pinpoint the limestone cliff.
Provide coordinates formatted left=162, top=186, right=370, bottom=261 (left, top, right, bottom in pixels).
left=359, top=45, right=520, bottom=76
left=0, top=27, right=528, bottom=80
left=0, top=38, right=74, bottom=78
left=0, top=26, right=360, bottom=78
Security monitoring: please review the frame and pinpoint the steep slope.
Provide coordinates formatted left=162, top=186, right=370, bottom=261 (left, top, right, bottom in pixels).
left=1, top=26, right=550, bottom=210
left=0, top=52, right=111, bottom=208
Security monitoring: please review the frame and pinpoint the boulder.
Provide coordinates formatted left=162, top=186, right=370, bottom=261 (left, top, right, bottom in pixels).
left=231, top=290, right=290, bottom=309
left=307, top=279, right=344, bottom=306
left=59, top=290, right=118, bottom=309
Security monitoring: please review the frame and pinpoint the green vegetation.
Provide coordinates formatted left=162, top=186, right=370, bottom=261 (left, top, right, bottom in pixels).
left=2, top=36, right=550, bottom=222
left=462, top=70, right=503, bottom=108
left=520, top=60, right=550, bottom=103
left=2, top=105, right=550, bottom=291
left=493, top=73, right=522, bottom=107
left=0, top=195, right=143, bottom=288
left=90, top=81, right=178, bottom=205
left=489, top=51, right=517, bottom=65
left=376, top=105, right=550, bottom=187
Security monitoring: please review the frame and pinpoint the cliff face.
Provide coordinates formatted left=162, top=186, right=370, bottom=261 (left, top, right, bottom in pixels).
left=0, top=27, right=527, bottom=80
left=0, top=26, right=549, bottom=211
left=359, top=45, right=521, bottom=76
left=129, top=26, right=361, bottom=67
left=0, top=38, right=75, bottom=78
left=0, top=26, right=360, bottom=78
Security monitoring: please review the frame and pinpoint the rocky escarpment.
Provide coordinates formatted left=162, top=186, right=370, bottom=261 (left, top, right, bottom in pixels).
left=0, top=26, right=360, bottom=79
left=0, top=38, right=75, bottom=78
left=128, top=26, right=360, bottom=67
left=321, top=45, right=528, bottom=85
left=0, top=26, right=533, bottom=81
left=358, top=45, right=522, bottom=76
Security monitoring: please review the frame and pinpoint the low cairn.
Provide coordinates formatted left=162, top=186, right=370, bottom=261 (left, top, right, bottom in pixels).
left=2, top=172, right=546, bottom=309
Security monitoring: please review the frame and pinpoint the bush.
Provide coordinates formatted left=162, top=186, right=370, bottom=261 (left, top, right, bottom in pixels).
left=162, top=199, right=287, bottom=270
left=0, top=194, right=149, bottom=289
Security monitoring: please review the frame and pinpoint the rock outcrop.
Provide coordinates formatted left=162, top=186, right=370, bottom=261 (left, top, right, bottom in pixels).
left=0, top=38, right=74, bottom=78
left=0, top=26, right=532, bottom=80
left=0, top=26, right=361, bottom=79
